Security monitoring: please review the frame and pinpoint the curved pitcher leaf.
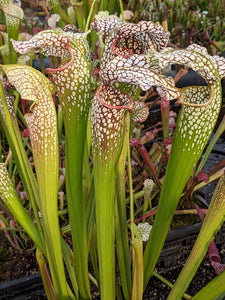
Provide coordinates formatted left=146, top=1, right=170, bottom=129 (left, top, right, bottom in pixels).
left=92, top=85, right=133, bottom=165
left=91, top=16, right=170, bottom=68
left=0, top=79, right=42, bottom=234
left=0, top=163, right=44, bottom=252
left=157, top=44, right=219, bottom=85
left=1, top=64, right=69, bottom=299
left=91, top=17, right=175, bottom=298
left=12, top=28, right=92, bottom=298
left=92, top=57, right=179, bottom=299
left=144, top=46, right=222, bottom=288
left=100, top=54, right=179, bottom=100
left=92, top=83, right=135, bottom=299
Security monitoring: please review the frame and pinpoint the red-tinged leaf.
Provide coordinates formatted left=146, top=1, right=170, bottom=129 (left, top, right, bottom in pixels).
left=209, top=243, right=225, bottom=275
left=211, top=260, right=225, bottom=275
left=130, top=138, right=161, bottom=190
left=164, top=137, right=173, bottom=145
left=194, top=204, right=225, bottom=275
left=195, top=171, right=209, bottom=183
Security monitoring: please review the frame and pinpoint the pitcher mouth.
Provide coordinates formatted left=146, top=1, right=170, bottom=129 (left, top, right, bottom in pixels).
left=45, top=46, right=75, bottom=74
left=97, top=84, right=135, bottom=113
left=111, top=38, right=133, bottom=58
left=176, top=85, right=215, bottom=108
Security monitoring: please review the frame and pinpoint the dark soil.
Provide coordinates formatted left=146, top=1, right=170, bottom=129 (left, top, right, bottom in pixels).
left=0, top=232, right=38, bottom=283
left=144, top=259, right=217, bottom=299
left=1, top=229, right=225, bottom=299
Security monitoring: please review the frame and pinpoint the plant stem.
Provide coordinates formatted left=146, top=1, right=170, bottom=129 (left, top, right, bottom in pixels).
left=116, top=113, right=132, bottom=300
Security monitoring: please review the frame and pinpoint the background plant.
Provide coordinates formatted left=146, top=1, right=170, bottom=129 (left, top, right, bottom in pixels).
left=130, top=0, right=225, bottom=53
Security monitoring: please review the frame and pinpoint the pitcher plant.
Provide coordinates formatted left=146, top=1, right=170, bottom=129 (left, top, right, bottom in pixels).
left=0, top=7, right=225, bottom=300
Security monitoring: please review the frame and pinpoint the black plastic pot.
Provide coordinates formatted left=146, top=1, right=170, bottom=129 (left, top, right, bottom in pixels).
left=157, top=222, right=225, bottom=272
left=0, top=272, right=45, bottom=299
left=1, top=222, right=225, bottom=299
